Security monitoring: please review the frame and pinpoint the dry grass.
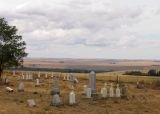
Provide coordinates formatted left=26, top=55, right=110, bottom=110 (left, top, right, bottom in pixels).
left=0, top=71, right=160, bottom=114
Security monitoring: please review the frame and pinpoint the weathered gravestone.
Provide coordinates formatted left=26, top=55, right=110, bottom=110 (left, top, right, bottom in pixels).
left=38, top=72, right=41, bottom=78
left=86, top=87, right=91, bottom=98
left=45, top=73, right=48, bottom=79
left=88, top=71, right=97, bottom=96
left=101, top=82, right=107, bottom=98
left=66, top=74, right=70, bottom=81
left=4, top=78, right=10, bottom=85
left=27, top=99, right=36, bottom=107
left=35, top=79, right=40, bottom=87
left=121, top=84, right=127, bottom=98
left=63, top=75, right=66, bottom=81
left=51, top=94, right=62, bottom=106
left=18, top=82, right=24, bottom=92
left=13, top=70, right=16, bottom=76
left=51, top=77, right=60, bottom=95
left=116, top=84, right=121, bottom=97
left=109, top=83, right=114, bottom=97
left=82, top=85, right=87, bottom=95
left=69, top=86, right=76, bottom=105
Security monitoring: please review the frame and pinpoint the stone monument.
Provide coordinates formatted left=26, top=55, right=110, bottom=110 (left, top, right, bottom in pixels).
left=101, top=82, right=107, bottom=98
left=116, top=84, right=120, bottom=97
left=88, top=71, right=97, bottom=96
left=109, top=83, right=114, bottom=97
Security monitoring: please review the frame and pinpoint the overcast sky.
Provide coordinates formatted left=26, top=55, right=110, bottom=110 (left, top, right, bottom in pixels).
left=0, top=0, right=160, bottom=59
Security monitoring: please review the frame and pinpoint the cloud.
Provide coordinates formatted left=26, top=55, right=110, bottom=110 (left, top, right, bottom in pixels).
left=0, top=0, right=160, bottom=59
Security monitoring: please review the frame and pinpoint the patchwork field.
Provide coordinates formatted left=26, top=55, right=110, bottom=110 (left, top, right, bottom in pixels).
left=0, top=71, right=160, bottom=114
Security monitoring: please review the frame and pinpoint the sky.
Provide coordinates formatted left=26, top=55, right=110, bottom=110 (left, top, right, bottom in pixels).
left=0, top=0, right=160, bottom=59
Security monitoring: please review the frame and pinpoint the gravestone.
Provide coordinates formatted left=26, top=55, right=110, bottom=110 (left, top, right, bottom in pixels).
left=13, top=70, right=16, bottom=76
left=71, top=77, right=79, bottom=88
left=27, top=99, right=36, bottom=107
left=21, top=72, right=24, bottom=78
left=109, top=83, right=114, bottom=97
left=30, top=74, right=33, bottom=80
left=25, top=74, right=29, bottom=80
left=86, top=88, right=91, bottom=98
left=51, top=77, right=60, bottom=95
left=88, top=71, right=97, bottom=96
left=35, top=79, right=40, bottom=87
left=22, top=74, right=25, bottom=80
left=18, top=82, right=24, bottom=92
left=5, top=78, right=10, bottom=85
left=101, top=82, right=107, bottom=98
left=69, top=86, right=76, bottom=105
left=63, top=76, right=66, bottom=81
left=51, top=94, right=62, bottom=106
left=45, top=73, right=48, bottom=78
left=66, top=74, right=70, bottom=81
left=82, top=85, right=87, bottom=95
left=121, top=84, right=127, bottom=98
left=38, top=72, right=41, bottom=78
left=116, top=84, right=121, bottom=97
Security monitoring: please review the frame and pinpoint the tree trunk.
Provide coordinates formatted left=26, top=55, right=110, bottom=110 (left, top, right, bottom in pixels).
left=0, top=57, right=3, bottom=84
left=0, top=66, right=3, bottom=84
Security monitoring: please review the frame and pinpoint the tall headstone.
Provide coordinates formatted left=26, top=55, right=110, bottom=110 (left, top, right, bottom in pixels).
left=51, top=77, right=60, bottom=95
left=18, top=82, right=24, bottom=92
left=109, top=83, right=114, bottom=97
left=116, top=84, right=120, bottom=97
left=101, top=82, right=107, bottom=98
left=88, top=71, right=97, bottom=96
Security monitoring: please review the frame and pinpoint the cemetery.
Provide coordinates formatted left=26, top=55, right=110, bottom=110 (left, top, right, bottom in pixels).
left=0, top=70, right=160, bottom=114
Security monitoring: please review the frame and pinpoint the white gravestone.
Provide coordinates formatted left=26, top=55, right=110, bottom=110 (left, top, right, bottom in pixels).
left=83, top=85, right=87, bottom=95
left=27, top=99, right=36, bottom=107
left=109, top=83, right=114, bottom=97
left=35, top=79, right=40, bottom=87
left=63, top=76, right=66, bottom=81
left=116, top=84, right=121, bottom=97
left=67, top=74, right=70, bottom=81
left=22, top=75, right=25, bottom=80
left=69, top=90, right=76, bottom=105
left=13, top=70, right=16, bottom=76
left=38, top=72, right=41, bottom=78
left=86, top=88, right=92, bottom=98
left=101, top=82, right=107, bottom=98
left=18, top=82, right=24, bottom=92
left=45, top=73, right=48, bottom=78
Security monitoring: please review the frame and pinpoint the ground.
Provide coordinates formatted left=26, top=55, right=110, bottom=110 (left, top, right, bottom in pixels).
left=0, top=72, right=160, bottom=114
